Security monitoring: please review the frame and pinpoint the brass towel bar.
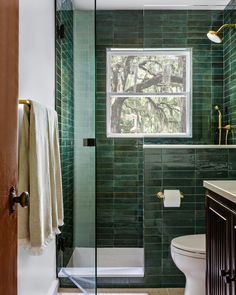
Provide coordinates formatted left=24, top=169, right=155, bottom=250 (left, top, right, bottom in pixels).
left=19, top=99, right=31, bottom=106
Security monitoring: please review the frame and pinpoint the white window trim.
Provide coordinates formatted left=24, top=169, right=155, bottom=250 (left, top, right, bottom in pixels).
left=106, top=48, right=192, bottom=138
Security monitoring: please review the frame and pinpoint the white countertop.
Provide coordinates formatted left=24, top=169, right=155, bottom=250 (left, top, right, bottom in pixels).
left=204, top=180, right=236, bottom=203
left=143, top=145, right=236, bottom=149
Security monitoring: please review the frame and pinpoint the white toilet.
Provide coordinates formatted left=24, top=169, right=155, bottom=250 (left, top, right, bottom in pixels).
left=171, top=234, right=206, bottom=295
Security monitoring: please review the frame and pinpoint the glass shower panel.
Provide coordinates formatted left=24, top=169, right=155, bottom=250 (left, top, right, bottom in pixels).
left=56, top=0, right=96, bottom=293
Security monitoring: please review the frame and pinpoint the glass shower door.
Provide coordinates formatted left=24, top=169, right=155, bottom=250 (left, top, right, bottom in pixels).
left=56, top=0, right=96, bottom=293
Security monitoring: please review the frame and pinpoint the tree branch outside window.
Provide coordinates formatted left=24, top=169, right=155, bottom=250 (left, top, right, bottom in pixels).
left=106, top=49, right=192, bottom=138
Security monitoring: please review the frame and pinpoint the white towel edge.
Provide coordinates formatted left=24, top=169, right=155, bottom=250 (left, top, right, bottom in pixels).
left=58, top=219, right=64, bottom=226
left=18, top=229, right=62, bottom=256
left=18, top=238, right=30, bottom=246
left=29, top=231, right=56, bottom=256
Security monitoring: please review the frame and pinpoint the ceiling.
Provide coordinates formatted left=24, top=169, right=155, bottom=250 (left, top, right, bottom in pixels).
left=73, top=0, right=230, bottom=10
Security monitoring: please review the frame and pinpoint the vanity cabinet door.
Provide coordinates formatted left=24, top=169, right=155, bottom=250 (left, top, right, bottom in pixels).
left=206, top=196, right=231, bottom=295
left=230, top=215, right=236, bottom=294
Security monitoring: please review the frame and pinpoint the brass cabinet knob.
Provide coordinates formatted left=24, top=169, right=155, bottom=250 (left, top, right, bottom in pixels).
left=9, top=186, right=30, bottom=213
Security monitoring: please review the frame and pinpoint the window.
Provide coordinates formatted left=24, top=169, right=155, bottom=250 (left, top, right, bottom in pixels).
left=106, top=48, right=192, bottom=138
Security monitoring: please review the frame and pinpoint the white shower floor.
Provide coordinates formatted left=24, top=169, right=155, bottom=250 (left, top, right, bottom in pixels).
left=59, top=267, right=144, bottom=278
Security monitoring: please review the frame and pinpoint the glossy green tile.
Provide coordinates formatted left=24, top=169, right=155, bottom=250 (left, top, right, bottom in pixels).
left=56, top=7, right=74, bottom=268
left=93, top=7, right=236, bottom=289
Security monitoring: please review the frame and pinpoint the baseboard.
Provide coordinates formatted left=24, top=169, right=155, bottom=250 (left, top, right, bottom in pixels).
left=47, top=279, right=59, bottom=295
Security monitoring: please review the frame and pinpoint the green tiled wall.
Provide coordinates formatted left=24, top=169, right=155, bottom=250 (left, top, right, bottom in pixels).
left=96, top=10, right=223, bottom=248
left=224, top=0, right=236, bottom=143
left=96, top=138, right=144, bottom=247
left=143, top=10, right=224, bottom=144
left=56, top=1, right=74, bottom=267
left=96, top=11, right=144, bottom=248
left=143, top=147, right=236, bottom=287
left=55, top=3, right=236, bottom=290
left=98, top=147, right=236, bottom=288
left=95, top=9, right=233, bottom=288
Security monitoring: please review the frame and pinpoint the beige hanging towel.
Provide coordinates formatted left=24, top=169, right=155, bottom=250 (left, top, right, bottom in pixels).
left=18, top=101, right=64, bottom=255
left=18, top=105, right=30, bottom=244
left=46, top=107, right=64, bottom=232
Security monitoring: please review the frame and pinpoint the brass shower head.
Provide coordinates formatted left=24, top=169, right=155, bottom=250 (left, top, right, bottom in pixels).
left=207, top=31, right=223, bottom=43
left=207, top=24, right=236, bottom=43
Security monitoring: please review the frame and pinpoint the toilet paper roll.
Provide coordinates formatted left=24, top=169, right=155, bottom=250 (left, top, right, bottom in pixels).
left=163, top=190, right=181, bottom=207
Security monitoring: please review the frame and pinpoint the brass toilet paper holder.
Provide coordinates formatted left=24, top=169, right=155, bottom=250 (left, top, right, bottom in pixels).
left=156, top=191, right=184, bottom=199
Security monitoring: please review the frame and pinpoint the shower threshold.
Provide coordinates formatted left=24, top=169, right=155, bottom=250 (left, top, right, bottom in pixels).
left=58, top=267, right=144, bottom=278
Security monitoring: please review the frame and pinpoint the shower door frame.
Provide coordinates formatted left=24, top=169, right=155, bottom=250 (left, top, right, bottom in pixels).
left=55, top=0, right=97, bottom=293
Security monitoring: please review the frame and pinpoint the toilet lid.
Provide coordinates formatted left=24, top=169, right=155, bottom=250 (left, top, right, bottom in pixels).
left=171, top=234, right=205, bottom=254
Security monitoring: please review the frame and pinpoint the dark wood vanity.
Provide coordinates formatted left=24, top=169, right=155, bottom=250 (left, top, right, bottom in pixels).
left=205, top=181, right=236, bottom=295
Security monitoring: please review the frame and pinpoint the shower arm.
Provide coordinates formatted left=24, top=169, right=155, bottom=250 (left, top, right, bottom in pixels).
left=217, top=24, right=236, bottom=33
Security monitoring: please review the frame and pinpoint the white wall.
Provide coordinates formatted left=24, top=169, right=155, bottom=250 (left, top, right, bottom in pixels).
left=18, top=0, right=58, bottom=295
left=19, top=0, right=55, bottom=107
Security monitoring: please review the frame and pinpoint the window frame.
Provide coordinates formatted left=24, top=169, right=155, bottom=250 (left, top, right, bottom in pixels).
left=106, top=48, right=192, bottom=138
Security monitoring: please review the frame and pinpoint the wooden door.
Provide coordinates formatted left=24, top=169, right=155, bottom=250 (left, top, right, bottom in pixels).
left=206, top=196, right=231, bottom=295
left=0, top=0, right=19, bottom=295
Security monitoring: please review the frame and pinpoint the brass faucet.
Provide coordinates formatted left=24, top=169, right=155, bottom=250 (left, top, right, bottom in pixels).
left=214, top=106, right=232, bottom=145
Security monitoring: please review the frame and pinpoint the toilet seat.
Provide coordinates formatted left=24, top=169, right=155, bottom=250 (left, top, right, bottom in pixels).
left=171, top=234, right=206, bottom=259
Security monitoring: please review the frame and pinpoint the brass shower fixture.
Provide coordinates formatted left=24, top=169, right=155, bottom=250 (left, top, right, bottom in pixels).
left=207, top=24, right=236, bottom=43
left=214, top=105, right=222, bottom=144
left=214, top=105, right=232, bottom=145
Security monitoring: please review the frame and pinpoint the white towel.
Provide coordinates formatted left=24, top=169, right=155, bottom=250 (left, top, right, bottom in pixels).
left=18, top=101, right=64, bottom=255
left=18, top=106, right=30, bottom=243
left=46, top=107, right=64, bottom=232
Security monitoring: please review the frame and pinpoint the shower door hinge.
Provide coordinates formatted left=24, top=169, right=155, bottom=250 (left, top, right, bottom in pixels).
left=57, top=24, right=65, bottom=40
left=83, top=138, right=96, bottom=147
left=57, top=236, right=65, bottom=252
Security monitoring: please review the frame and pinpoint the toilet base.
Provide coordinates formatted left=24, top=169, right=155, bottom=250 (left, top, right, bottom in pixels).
left=171, top=235, right=206, bottom=295
left=185, top=277, right=205, bottom=295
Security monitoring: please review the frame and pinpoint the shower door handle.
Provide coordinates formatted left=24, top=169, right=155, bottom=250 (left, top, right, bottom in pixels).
left=83, top=138, right=96, bottom=147
left=9, top=186, right=30, bottom=213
